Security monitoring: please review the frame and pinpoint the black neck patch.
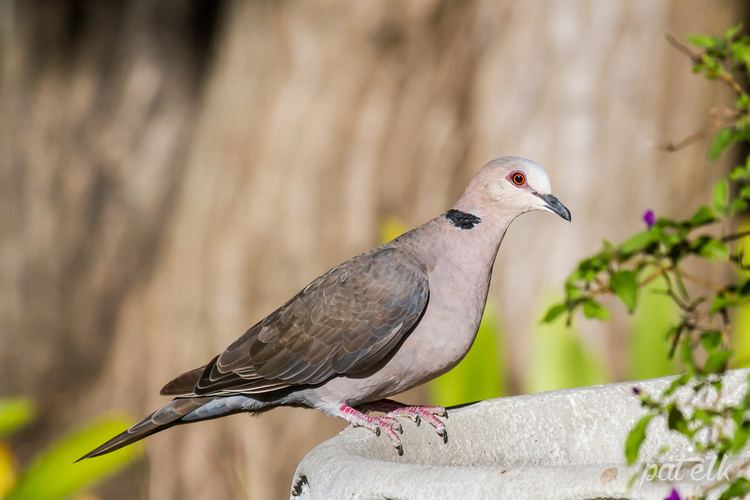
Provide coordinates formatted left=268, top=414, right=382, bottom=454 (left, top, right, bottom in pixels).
left=445, top=209, right=481, bottom=229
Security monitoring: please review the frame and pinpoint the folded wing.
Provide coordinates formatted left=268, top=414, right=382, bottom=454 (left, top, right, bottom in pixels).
left=165, top=246, right=429, bottom=397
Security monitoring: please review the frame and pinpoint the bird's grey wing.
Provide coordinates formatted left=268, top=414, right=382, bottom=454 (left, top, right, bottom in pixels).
left=191, top=246, right=429, bottom=396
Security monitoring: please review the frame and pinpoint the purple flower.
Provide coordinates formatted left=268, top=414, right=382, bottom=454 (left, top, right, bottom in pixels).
left=664, top=488, right=681, bottom=500
left=642, top=209, right=656, bottom=228
left=632, top=386, right=641, bottom=396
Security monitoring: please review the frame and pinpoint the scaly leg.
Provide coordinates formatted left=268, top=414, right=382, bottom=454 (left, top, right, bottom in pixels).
left=359, top=399, right=448, bottom=442
left=326, top=403, right=405, bottom=454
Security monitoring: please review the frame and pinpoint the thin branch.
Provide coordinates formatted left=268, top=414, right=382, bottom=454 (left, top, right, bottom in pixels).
left=657, top=107, right=739, bottom=152
left=666, top=33, right=745, bottom=97
left=663, top=272, right=692, bottom=311
left=658, top=127, right=711, bottom=152
left=722, top=229, right=750, bottom=242
left=666, top=33, right=701, bottom=64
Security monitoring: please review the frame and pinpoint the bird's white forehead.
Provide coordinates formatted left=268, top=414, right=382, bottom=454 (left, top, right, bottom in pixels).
left=489, top=156, right=552, bottom=193
left=519, top=159, right=552, bottom=193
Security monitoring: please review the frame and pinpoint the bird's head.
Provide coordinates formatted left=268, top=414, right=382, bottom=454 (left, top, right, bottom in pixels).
left=454, top=156, right=571, bottom=223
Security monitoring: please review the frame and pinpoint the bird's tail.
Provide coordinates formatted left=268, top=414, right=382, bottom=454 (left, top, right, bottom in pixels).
left=77, top=396, right=247, bottom=461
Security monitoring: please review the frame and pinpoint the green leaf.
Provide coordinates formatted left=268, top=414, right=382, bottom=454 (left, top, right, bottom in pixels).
left=664, top=373, right=690, bottom=396
left=711, top=294, right=731, bottom=314
left=667, top=406, right=690, bottom=436
left=698, top=239, right=729, bottom=261
left=724, top=23, right=744, bottom=40
left=0, top=398, right=36, bottom=438
left=541, top=303, right=567, bottom=324
left=620, top=229, right=657, bottom=255
left=708, top=128, right=735, bottom=161
left=691, top=235, right=728, bottom=261
left=582, top=299, right=611, bottom=321
left=6, top=415, right=143, bottom=500
left=733, top=43, right=750, bottom=71
left=730, top=164, right=750, bottom=180
left=625, top=414, right=654, bottom=465
left=611, top=271, right=638, bottom=313
left=731, top=420, right=750, bottom=453
left=693, top=409, right=713, bottom=424
left=525, top=300, right=610, bottom=393
left=577, top=255, right=609, bottom=280
left=680, top=335, right=695, bottom=369
left=688, top=34, right=718, bottom=49
left=713, top=179, right=730, bottom=213
left=719, top=477, right=750, bottom=500
left=729, top=198, right=748, bottom=213
left=700, top=330, right=722, bottom=352
left=689, top=205, right=717, bottom=226
left=705, top=349, right=732, bottom=373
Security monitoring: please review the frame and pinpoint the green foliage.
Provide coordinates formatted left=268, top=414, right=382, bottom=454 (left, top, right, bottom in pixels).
left=732, top=229, right=750, bottom=367
left=611, top=271, right=638, bottom=312
left=0, top=399, right=36, bottom=438
left=582, top=298, right=611, bottom=320
left=709, top=128, right=735, bottom=161
left=719, top=478, right=750, bottom=500
left=6, top=415, right=143, bottom=500
left=429, top=304, right=506, bottom=405
left=526, top=304, right=609, bottom=393
left=0, top=399, right=142, bottom=500
left=544, top=25, right=750, bottom=497
left=625, top=414, right=653, bottom=465
left=713, top=179, right=730, bottom=213
left=629, top=276, right=679, bottom=379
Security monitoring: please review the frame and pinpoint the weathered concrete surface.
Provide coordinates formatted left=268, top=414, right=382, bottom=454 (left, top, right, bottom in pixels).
left=292, top=371, right=750, bottom=499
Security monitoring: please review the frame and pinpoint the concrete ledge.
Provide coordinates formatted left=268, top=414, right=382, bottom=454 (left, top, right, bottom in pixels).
left=291, top=370, right=749, bottom=499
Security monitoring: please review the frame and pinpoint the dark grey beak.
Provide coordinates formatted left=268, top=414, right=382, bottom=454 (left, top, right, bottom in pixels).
left=537, top=193, right=571, bottom=222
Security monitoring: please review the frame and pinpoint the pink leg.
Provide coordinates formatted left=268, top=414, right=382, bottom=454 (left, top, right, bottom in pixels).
left=359, top=399, right=448, bottom=442
left=333, top=403, right=405, bottom=454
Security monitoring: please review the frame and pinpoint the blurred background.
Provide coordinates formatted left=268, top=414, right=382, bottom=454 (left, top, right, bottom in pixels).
left=1, top=0, right=748, bottom=498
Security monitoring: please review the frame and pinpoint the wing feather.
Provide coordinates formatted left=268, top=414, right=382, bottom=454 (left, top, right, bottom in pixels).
left=189, top=246, right=429, bottom=396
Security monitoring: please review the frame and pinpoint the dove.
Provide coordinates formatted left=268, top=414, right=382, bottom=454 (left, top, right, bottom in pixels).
left=80, top=156, right=570, bottom=460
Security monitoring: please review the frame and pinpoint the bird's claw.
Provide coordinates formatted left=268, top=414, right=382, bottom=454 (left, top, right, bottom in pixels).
left=339, top=402, right=447, bottom=454
left=436, top=426, right=448, bottom=443
left=372, top=416, right=403, bottom=452
left=386, top=405, right=448, bottom=441
left=349, top=414, right=404, bottom=451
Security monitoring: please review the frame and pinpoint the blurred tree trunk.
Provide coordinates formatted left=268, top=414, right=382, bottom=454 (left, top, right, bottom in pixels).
left=1, top=0, right=746, bottom=498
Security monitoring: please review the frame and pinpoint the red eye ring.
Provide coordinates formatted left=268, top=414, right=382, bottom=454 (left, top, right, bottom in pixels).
left=510, top=171, right=526, bottom=186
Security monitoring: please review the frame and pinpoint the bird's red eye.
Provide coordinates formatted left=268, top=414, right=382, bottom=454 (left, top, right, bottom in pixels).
left=511, top=172, right=526, bottom=186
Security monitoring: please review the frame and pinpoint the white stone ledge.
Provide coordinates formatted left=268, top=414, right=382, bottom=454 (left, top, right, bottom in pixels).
left=291, top=370, right=750, bottom=499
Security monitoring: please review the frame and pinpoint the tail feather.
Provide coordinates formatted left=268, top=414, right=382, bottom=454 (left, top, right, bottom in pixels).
left=77, top=397, right=213, bottom=461
left=160, top=364, right=208, bottom=396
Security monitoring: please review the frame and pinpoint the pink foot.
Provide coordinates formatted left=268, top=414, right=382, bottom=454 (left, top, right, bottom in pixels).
left=359, top=399, right=448, bottom=443
left=335, top=404, right=405, bottom=454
